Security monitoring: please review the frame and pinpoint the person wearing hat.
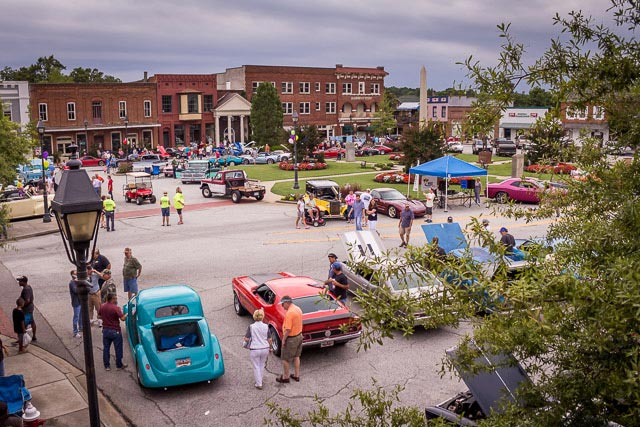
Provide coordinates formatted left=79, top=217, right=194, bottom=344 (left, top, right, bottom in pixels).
left=326, top=263, right=349, bottom=304
left=499, top=227, right=516, bottom=254
left=16, top=276, right=36, bottom=342
left=324, top=253, right=339, bottom=284
left=100, top=269, right=117, bottom=304
left=276, top=296, right=303, bottom=384
left=160, top=191, right=171, bottom=226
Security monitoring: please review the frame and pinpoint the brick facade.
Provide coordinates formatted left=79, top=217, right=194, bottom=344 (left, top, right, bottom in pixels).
left=30, top=83, right=159, bottom=157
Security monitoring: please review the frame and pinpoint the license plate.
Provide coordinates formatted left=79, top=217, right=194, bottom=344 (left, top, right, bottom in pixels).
left=320, top=341, right=335, bottom=348
left=175, top=357, right=191, bottom=367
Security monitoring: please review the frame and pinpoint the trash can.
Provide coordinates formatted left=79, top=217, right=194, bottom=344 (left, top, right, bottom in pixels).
left=144, top=166, right=152, bottom=174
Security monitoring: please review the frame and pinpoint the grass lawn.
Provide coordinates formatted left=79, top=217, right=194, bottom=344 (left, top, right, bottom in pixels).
left=454, top=153, right=512, bottom=163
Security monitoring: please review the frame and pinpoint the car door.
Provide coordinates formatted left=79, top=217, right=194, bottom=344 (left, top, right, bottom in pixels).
left=520, top=181, right=541, bottom=202
left=209, top=172, right=227, bottom=194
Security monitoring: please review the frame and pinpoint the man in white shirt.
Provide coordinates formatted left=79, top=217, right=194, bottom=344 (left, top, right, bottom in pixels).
left=361, top=189, right=372, bottom=226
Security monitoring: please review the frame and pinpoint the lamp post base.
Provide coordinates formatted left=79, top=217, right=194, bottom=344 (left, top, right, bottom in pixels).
left=42, top=214, right=51, bottom=223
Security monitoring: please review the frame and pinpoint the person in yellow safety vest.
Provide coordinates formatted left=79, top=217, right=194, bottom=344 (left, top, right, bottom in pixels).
left=173, top=187, right=185, bottom=225
left=103, top=195, right=117, bottom=232
left=160, top=191, right=171, bottom=226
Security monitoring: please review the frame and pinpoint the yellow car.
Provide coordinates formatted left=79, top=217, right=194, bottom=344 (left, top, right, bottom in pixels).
left=304, top=180, right=347, bottom=219
left=0, top=189, right=49, bottom=221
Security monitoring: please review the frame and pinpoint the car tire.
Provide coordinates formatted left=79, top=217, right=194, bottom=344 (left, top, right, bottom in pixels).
left=136, top=197, right=143, bottom=205
left=269, top=326, right=282, bottom=357
left=368, top=151, right=374, bottom=156
left=233, top=291, right=248, bottom=316
left=281, top=156, right=288, bottom=162
left=495, top=191, right=509, bottom=204
left=98, top=161, right=105, bottom=166
left=135, top=360, right=146, bottom=388
left=231, top=191, right=241, bottom=203
left=202, top=187, right=212, bottom=198
left=267, top=159, right=274, bottom=164
left=255, top=193, right=264, bottom=201
left=150, top=195, right=157, bottom=204
left=243, top=159, right=249, bottom=165
left=388, top=206, right=397, bottom=218
left=125, top=196, right=130, bottom=203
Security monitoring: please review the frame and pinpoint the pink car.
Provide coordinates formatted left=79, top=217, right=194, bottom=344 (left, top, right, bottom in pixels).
left=487, top=178, right=545, bottom=203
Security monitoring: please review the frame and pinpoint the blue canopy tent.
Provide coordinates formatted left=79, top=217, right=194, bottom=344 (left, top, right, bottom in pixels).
left=409, top=156, right=488, bottom=211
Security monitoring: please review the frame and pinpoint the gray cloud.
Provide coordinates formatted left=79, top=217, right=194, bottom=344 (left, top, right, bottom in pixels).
left=1, top=0, right=610, bottom=89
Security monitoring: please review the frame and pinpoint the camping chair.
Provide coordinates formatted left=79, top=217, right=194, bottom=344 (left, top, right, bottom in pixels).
left=0, top=374, right=32, bottom=415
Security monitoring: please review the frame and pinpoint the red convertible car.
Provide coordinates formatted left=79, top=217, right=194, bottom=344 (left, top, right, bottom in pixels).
left=313, top=147, right=346, bottom=158
left=370, top=188, right=426, bottom=218
left=232, top=272, right=361, bottom=356
left=79, top=156, right=105, bottom=167
left=487, top=178, right=545, bottom=203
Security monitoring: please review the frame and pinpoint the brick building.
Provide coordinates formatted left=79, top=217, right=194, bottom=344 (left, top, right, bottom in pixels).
left=147, top=73, right=217, bottom=148
left=30, top=83, right=159, bottom=158
left=217, top=64, right=388, bottom=139
left=395, top=96, right=478, bottom=138
left=560, top=102, right=609, bottom=145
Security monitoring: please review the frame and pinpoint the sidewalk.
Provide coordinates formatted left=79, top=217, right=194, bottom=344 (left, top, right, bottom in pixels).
left=1, top=335, right=128, bottom=427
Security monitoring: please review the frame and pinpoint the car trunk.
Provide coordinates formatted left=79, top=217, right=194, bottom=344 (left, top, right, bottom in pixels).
left=149, top=318, right=209, bottom=371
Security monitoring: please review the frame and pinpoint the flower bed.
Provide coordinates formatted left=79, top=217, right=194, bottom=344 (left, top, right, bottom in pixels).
left=374, top=172, right=415, bottom=184
left=525, top=163, right=577, bottom=174
left=279, top=161, right=327, bottom=171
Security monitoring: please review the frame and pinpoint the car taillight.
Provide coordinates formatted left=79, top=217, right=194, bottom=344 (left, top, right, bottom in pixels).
left=214, top=353, right=219, bottom=360
left=145, top=364, right=150, bottom=370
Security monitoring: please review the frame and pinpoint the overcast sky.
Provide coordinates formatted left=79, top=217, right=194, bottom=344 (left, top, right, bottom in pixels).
left=1, top=0, right=610, bottom=90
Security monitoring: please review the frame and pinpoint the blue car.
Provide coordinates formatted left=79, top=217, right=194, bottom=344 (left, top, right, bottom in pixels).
left=123, top=285, right=225, bottom=388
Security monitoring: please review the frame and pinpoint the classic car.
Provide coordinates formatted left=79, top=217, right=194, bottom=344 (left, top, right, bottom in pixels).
left=446, top=141, right=464, bottom=153
left=356, top=147, right=381, bottom=156
left=16, top=161, right=52, bottom=184
left=388, top=153, right=405, bottom=161
left=180, top=160, right=220, bottom=183
left=0, top=189, right=49, bottom=221
left=372, top=144, right=394, bottom=154
left=212, top=155, right=244, bottom=166
left=78, top=156, right=105, bottom=167
left=123, top=285, right=225, bottom=388
left=471, top=140, right=490, bottom=155
left=240, top=152, right=282, bottom=165
left=487, top=178, right=545, bottom=203
left=341, top=231, right=445, bottom=325
left=313, top=147, right=346, bottom=158
left=305, top=180, right=347, bottom=219
left=232, top=272, right=362, bottom=356
left=370, top=188, right=426, bottom=218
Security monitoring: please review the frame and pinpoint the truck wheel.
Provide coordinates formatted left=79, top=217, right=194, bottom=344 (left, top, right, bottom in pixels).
left=231, top=191, right=242, bottom=203
left=255, top=193, right=264, bottom=201
left=233, top=292, right=248, bottom=316
left=202, top=187, right=212, bottom=198
left=269, top=327, right=282, bottom=357
left=150, top=195, right=157, bottom=204
left=388, top=206, right=397, bottom=218
left=136, top=197, right=143, bottom=205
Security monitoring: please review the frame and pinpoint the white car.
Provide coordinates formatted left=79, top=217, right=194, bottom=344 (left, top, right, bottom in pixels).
left=446, top=141, right=464, bottom=153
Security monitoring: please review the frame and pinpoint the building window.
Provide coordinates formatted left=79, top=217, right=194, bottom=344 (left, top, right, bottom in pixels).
left=92, top=101, right=102, bottom=119
left=67, top=102, right=76, bottom=121
left=2, top=103, right=11, bottom=120
left=144, top=100, right=152, bottom=118
left=252, top=81, right=261, bottom=94
left=119, top=101, right=127, bottom=119
left=441, top=106, right=446, bottom=118
left=187, top=94, right=199, bottom=114
left=325, top=102, right=336, bottom=114
left=203, top=95, right=214, bottom=112
left=371, top=83, right=380, bottom=94
left=162, top=96, right=172, bottom=113
left=315, top=102, right=321, bottom=111
left=593, top=106, right=604, bottom=120
left=38, top=103, right=48, bottom=121
left=342, top=83, right=352, bottom=94
left=577, top=107, right=587, bottom=120
left=315, top=82, right=321, bottom=92
left=325, top=83, right=336, bottom=94
left=299, top=82, right=310, bottom=94
left=358, top=82, right=365, bottom=94
left=566, top=107, right=576, bottom=120
left=282, top=102, right=293, bottom=114
left=299, top=102, right=310, bottom=114
left=282, top=82, right=293, bottom=94
left=432, top=106, right=437, bottom=118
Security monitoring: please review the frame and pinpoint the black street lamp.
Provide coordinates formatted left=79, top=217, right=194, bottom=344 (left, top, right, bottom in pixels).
left=51, top=145, right=103, bottom=427
left=292, top=111, right=299, bottom=190
left=36, top=121, right=51, bottom=223
left=83, top=118, right=89, bottom=154
left=123, top=115, right=129, bottom=157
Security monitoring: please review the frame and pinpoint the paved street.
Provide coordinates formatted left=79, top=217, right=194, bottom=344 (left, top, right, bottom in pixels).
left=0, top=175, right=551, bottom=426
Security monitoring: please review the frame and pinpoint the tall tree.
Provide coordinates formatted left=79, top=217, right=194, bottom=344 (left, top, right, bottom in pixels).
left=69, top=68, right=121, bottom=83
left=399, top=122, right=445, bottom=171
left=1, top=56, right=120, bottom=83
left=250, top=83, right=284, bottom=149
left=372, top=91, right=398, bottom=136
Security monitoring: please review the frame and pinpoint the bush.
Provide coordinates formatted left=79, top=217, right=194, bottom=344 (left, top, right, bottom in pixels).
left=373, top=163, right=395, bottom=170
left=315, top=152, right=325, bottom=163
left=278, top=161, right=327, bottom=171
left=118, top=163, right=133, bottom=174
left=281, top=193, right=302, bottom=202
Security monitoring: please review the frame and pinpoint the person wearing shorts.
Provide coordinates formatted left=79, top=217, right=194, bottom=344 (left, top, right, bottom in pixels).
left=276, top=296, right=303, bottom=384
left=160, top=192, right=171, bottom=226
left=174, top=187, right=185, bottom=225
left=122, top=247, right=142, bottom=300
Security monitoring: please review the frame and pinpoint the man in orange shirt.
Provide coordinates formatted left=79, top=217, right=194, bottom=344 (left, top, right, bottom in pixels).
left=276, top=295, right=303, bottom=383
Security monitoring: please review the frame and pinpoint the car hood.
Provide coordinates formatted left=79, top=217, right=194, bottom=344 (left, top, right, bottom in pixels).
left=421, top=222, right=468, bottom=253
left=447, top=346, right=531, bottom=417
left=341, top=230, right=387, bottom=262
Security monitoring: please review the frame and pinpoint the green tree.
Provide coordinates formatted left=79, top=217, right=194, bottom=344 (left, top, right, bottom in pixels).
left=372, top=91, right=397, bottom=136
left=1, top=56, right=120, bottom=83
left=283, top=125, right=322, bottom=162
left=69, top=67, right=121, bottom=83
left=399, top=122, right=445, bottom=171
left=250, top=83, right=283, bottom=149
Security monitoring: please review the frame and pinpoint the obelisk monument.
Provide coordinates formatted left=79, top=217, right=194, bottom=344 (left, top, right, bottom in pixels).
left=419, top=65, right=428, bottom=129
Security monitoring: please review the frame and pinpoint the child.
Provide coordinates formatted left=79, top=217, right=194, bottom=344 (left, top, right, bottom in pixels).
left=12, top=298, right=26, bottom=353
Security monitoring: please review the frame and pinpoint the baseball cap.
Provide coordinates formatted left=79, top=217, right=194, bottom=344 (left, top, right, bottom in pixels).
left=499, top=227, right=508, bottom=232
left=332, top=262, right=342, bottom=271
left=280, top=295, right=293, bottom=305
left=16, top=275, right=28, bottom=283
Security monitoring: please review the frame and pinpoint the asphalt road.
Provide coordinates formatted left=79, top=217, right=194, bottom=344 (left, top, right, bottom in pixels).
left=0, top=178, right=551, bottom=426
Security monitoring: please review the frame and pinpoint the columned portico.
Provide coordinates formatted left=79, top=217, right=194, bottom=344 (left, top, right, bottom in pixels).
left=213, top=93, right=252, bottom=145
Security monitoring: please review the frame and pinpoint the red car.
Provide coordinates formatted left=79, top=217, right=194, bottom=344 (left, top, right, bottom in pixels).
left=370, top=188, right=426, bottom=218
left=79, top=156, right=105, bottom=167
left=487, top=178, right=545, bottom=203
left=313, top=147, right=346, bottom=158
left=232, top=272, right=361, bottom=356
left=373, top=144, right=393, bottom=154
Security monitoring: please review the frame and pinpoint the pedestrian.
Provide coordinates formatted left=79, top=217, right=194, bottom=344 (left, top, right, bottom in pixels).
left=244, top=308, right=272, bottom=390
left=92, top=249, right=112, bottom=288
left=174, top=187, right=185, bottom=225
left=107, top=175, right=114, bottom=199
left=352, top=194, right=365, bottom=231
left=398, top=204, right=415, bottom=248
left=105, top=156, right=111, bottom=174
left=103, top=195, right=116, bottom=232
left=295, top=195, right=308, bottom=229
left=92, top=173, right=103, bottom=196
left=123, top=247, right=142, bottom=300
left=46, top=174, right=54, bottom=193
left=12, top=298, right=27, bottom=353
left=431, top=237, right=447, bottom=258
left=361, top=189, right=372, bottom=227
left=344, top=190, right=355, bottom=223
left=424, top=188, right=435, bottom=222
left=325, top=263, right=349, bottom=304
left=98, top=294, right=127, bottom=371
left=305, top=194, right=320, bottom=222
left=447, top=216, right=453, bottom=223
left=100, top=195, right=107, bottom=229
left=481, top=219, right=490, bottom=231
left=100, top=270, right=117, bottom=303
left=276, top=296, right=302, bottom=384
left=160, top=191, right=171, bottom=226
left=0, top=401, right=23, bottom=427
left=86, top=266, right=102, bottom=327
left=366, top=199, right=379, bottom=235
left=17, top=275, right=36, bottom=341
left=53, top=166, right=63, bottom=192
left=68, top=270, right=83, bottom=338
left=474, top=178, right=482, bottom=205
left=324, top=253, right=339, bottom=282
left=264, top=143, right=270, bottom=154
left=499, top=227, right=516, bottom=254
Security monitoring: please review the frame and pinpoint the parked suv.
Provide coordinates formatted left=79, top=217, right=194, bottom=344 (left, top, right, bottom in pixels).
left=495, top=139, right=517, bottom=156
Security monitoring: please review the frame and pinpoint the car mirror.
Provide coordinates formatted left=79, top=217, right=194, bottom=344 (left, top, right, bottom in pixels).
left=250, top=286, right=258, bottom=294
